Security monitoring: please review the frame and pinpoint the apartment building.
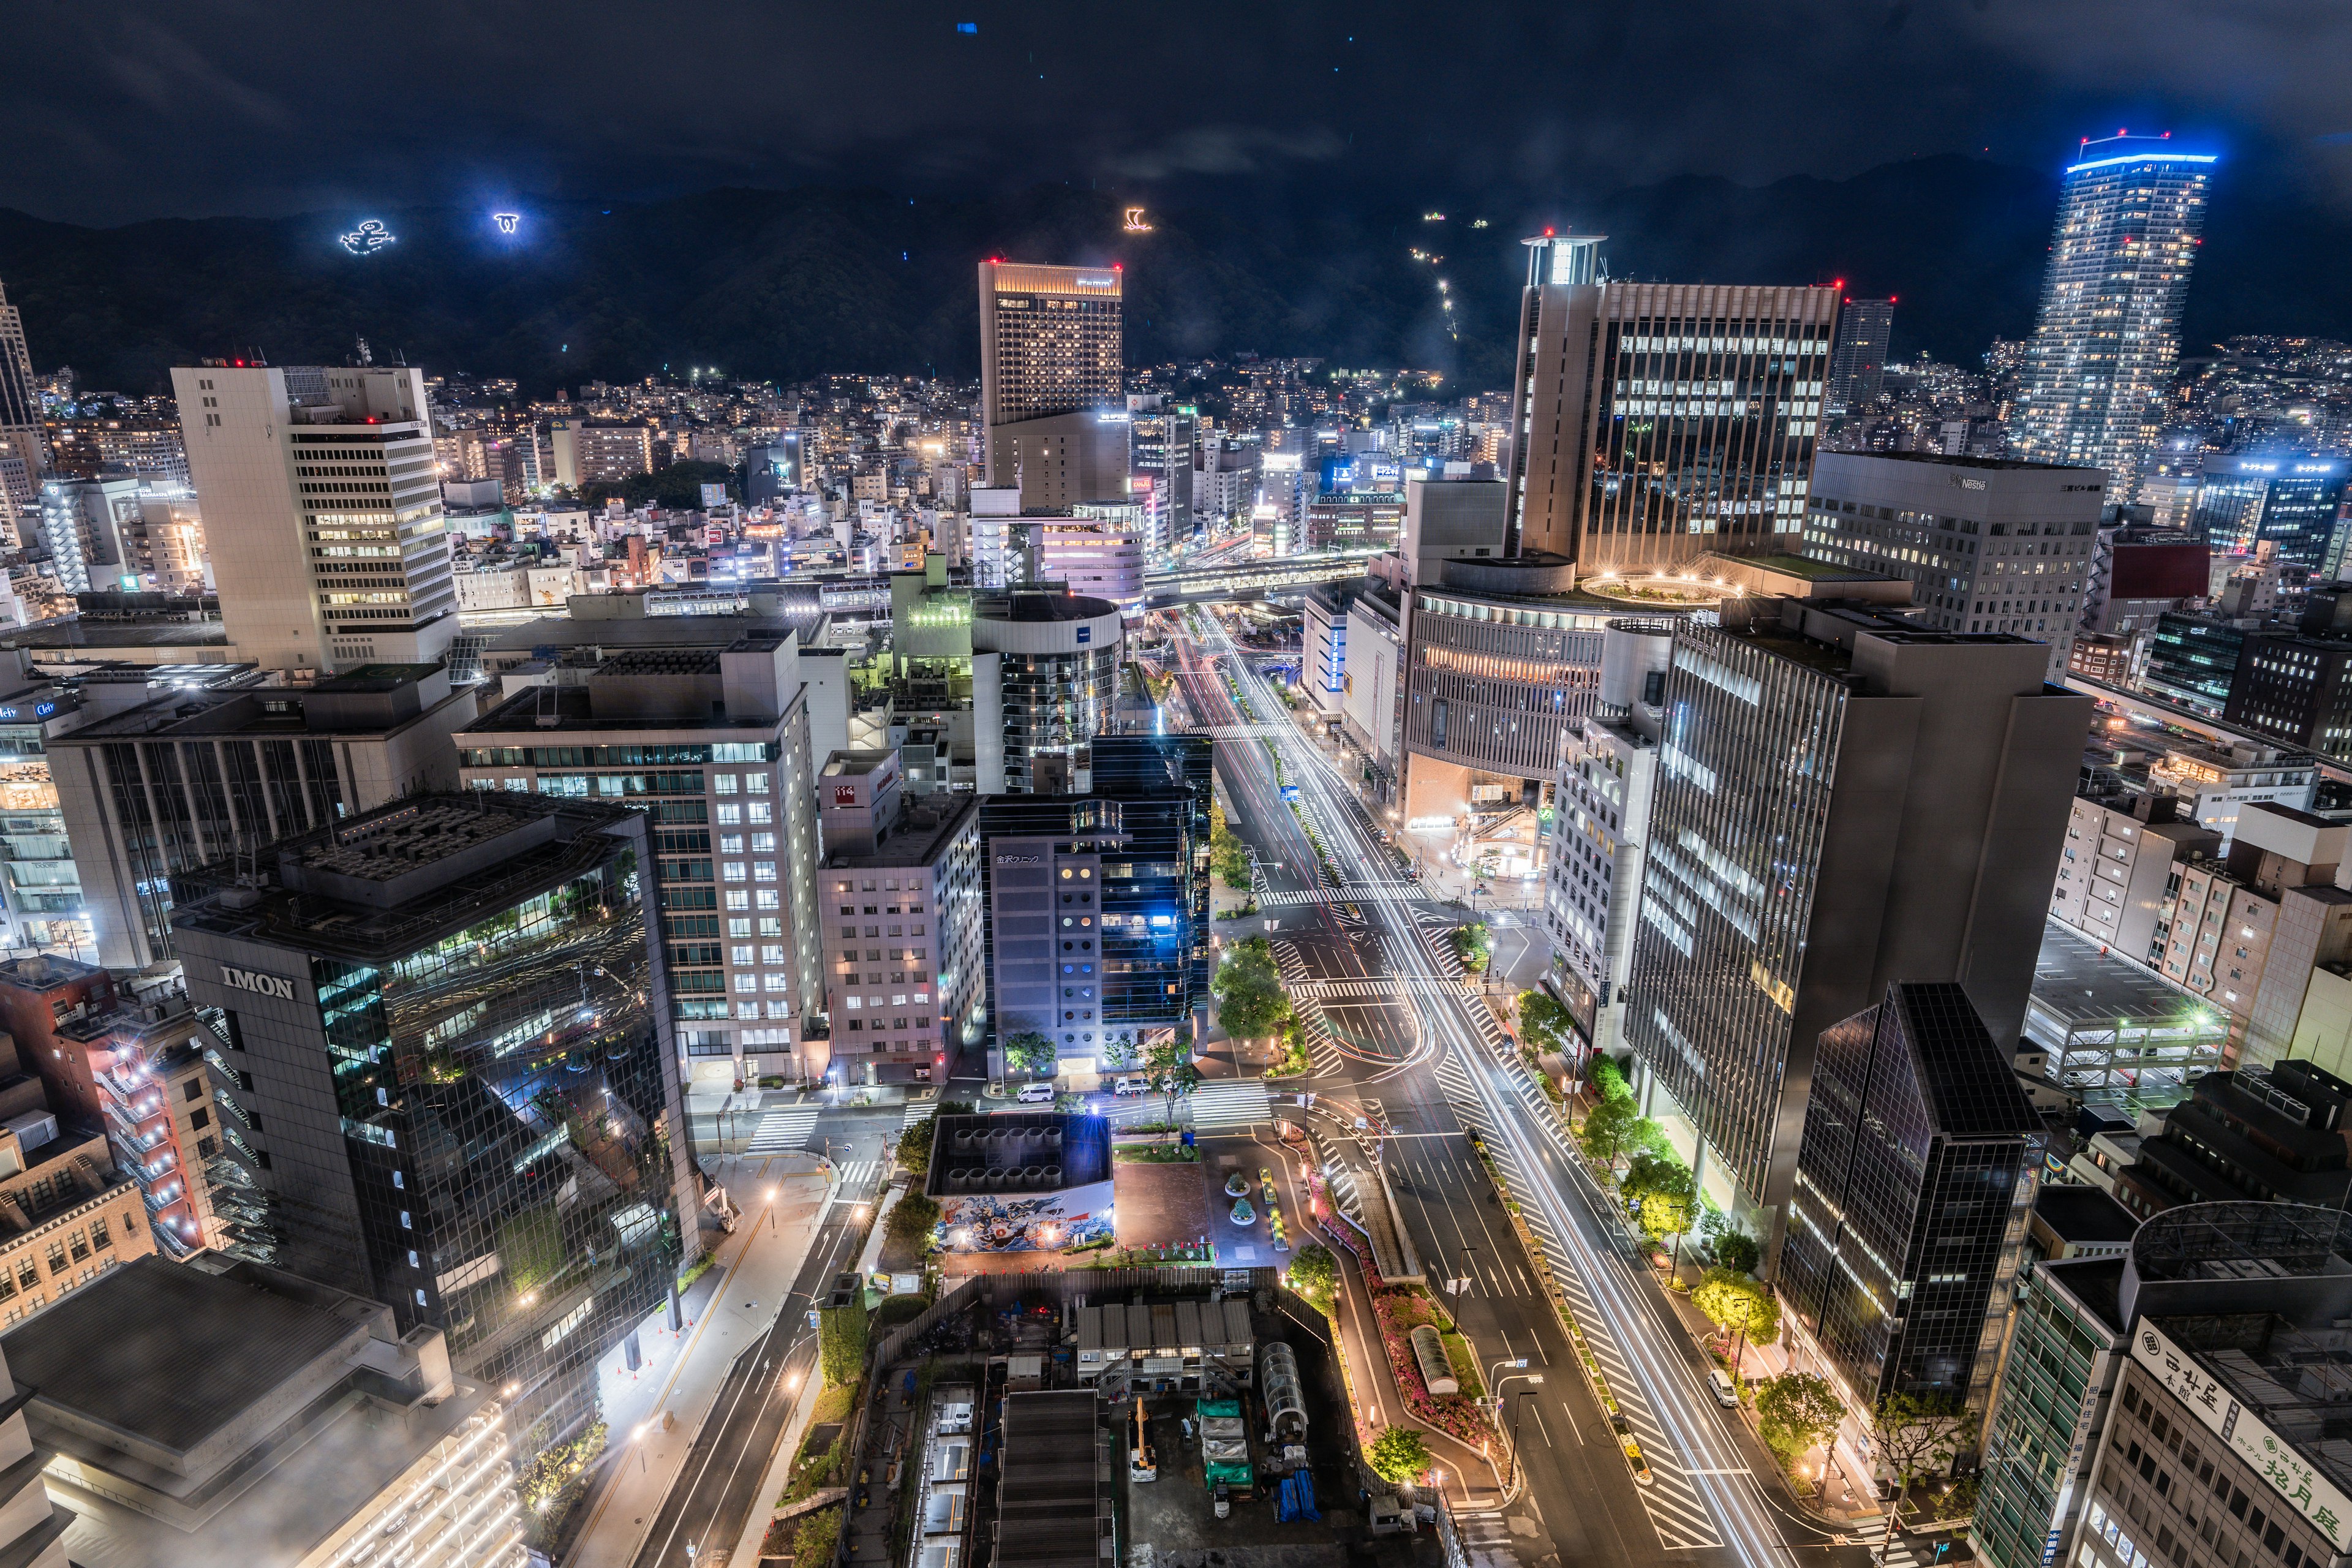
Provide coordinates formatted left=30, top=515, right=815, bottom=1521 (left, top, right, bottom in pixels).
left=2048, top=793, right=2219, bottom=962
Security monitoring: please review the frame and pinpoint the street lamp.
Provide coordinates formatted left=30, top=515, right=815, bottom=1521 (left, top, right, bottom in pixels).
left=766, top=1185, right=778, bottom=1234
left=633, top=1421, right=650, bottom=1473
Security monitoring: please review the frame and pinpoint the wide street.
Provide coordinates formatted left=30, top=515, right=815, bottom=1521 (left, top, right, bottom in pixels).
left=612, top=602, right=1904, bottom=1568
left=1162, top=605, right=1885, bottom=1568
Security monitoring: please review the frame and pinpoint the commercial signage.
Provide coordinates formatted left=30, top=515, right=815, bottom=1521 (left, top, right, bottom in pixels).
left=220, top=964, right=298, bottom=1001
left=832, top=785, right=858, bottom=807
left=1076, top=626, right=1091, bottom=644
left=2133, top=1320, right=2352, bottom=1551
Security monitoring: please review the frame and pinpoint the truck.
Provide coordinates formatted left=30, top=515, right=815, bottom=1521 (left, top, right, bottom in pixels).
left=1196, top=1396, right=1253, bottom=1514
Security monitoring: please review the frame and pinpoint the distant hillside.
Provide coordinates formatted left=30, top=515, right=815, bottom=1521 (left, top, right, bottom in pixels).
left=0, top=156, right=2340, bottom=400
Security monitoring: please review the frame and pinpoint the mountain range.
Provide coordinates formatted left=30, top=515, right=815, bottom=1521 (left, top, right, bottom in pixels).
left=1, top=154, right=2344, bottom=401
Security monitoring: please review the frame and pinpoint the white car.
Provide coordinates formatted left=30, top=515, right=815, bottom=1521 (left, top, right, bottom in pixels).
left=1015, top=1082, right=1056, bottom=1104
left=1707, top=1369, right=1740, bottom=1408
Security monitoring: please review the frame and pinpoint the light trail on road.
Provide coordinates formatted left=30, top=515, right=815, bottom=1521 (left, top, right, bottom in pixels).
left=1192, top=604, right=1808, bottom=1568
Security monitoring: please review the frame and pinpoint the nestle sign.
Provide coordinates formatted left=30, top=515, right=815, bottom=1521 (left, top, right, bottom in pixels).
left=220, top=965, right=297, bottom=1001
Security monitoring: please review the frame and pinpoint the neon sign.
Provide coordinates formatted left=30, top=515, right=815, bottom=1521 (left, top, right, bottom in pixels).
left=492, top=212, right=521, bottom=234
left=1123, top=207, right=1153, bottom=232
left=340, top=220, right=396, bottom=255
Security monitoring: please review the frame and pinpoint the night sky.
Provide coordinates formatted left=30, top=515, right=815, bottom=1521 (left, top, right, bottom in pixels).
left=9, top=1, right=2348, bottom=228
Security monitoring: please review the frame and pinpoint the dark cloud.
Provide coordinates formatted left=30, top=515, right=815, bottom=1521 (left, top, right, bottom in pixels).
left=3, top=0, right=2345, bottom=225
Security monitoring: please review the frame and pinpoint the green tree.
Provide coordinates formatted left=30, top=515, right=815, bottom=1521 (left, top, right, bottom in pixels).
left=1366, top=1425, right=1433, bottom=1487
left=1755, top=1374, right=1845, bottom=1488
left=1589, top=1055, right=1635, bottom=1104
left=1868, top=1392, right=1975, bottom=1537
left=578, top=458, right=740, bottom=510
left=1578, top=1096, right=1648, bottom=1174
left=895, top=1118, right=937, bottom=1179
left=1143, top=1039, right=1200, bottom=1123
left=1623, top=1152, right=1698, bottom=1246
left=1516, top=989, right=1578, bottom=1058
left=1692, top=1266, right=1779, bottom=1355
left=1212, top=936, right=1292, bottom=1039
left=886, top=1191, right=941, bottom=1250
left=1002, top=1030, right=1057, bottom=1079
left=1450, top=921, right=1491, bottom=973
left=817, top=1304, right=869, bottom=1388
left=1712, top=1226, right=1761, bottom=1276
left=1210, top=797, right=1253, bottom=889
left=1287, top=1242, right=1338, bottom=1309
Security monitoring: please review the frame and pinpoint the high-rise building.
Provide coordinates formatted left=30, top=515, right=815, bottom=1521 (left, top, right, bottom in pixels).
left=51, top=665, right=476, bottom=970
left=1543, top=621, right=1668, bottom=1058
left=816, top=750, right=984, bottom=1087
left=1621, top=600, right=2090, bottom=1262
left=12, top=1253, right=523, bottom=1568
left=973, top=589, right=1124, bottom=795
left=1797, top=450, right=2110, bottom=679
left=2067, top=1204, right=2352, bottom=1568
left=1777, top=981, right=2042, bottom=1412
left=976, top=734, right=1211, bottom=1081
left=170, top=793, right=693, bottom=1466
left=1127, top=394, right=1196, bottom=554
left=0, top=280, right=46, bottom=522
left=2012, top=135, right=2217, bottom=494
left=1972, top=1255, right=2128, bottom=1568
left=457, top=633, right=824, bottom=1088
left=1503, top=232, right=1835, bottom=573
left=2191, top=453, right=2349, bottom=576
left=1825, top=296, right=1894, bottom=416
left=978, top=262, right=1128, bottom=512
left=170, top=361, right=456, bottom=671
left=36, top=475, right=143, bottom=594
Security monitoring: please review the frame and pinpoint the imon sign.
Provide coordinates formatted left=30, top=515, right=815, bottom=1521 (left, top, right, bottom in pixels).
left=2132, top=1320, right=2352, bottom=1551
left=219, top=965, right=298, bottom=1001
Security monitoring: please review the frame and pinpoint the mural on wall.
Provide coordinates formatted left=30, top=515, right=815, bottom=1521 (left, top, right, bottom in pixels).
left=938, top=1183, right=1115, bottom=1251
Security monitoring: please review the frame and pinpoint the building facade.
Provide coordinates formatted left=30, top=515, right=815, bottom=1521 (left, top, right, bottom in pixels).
left=1825, top=297, right=1893, bottom=417
left=0, top=280, right=45, bottom=520
left=1798, top=450, right=2108, bottom=677
left=1504, top=233, right=1835, bottom=571
left=2191, top=454, right=2348, bottom=575
left=170, top=794, right=694, bottom=1464
left=1622, top=601, right=2089, bottom=1257
left=51, top=665, right=475, bottom=969
left=2011, top=136, right=2216, bottom=494
left=171, top=362, right=456, bottom=671
left=2048, top=793, right=2218, bottom=963
left=457, top=635, right=823, bottom=1085
left=1778, top=982, right=2041, bottom=1411
left=972, top=590, right=1124, bottom=795
left=816, top=751, right=984, bottom=1088
left=1543, top=621, right=1667, bottom=1056
left=1973, top=1257, right=2128, bottom=1568
left=979, top=262, right=1126, bottom=511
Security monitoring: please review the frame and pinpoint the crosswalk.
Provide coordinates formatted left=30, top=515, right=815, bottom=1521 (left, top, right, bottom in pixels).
left=1288, top=976, right=1473, bottom=1001
left=1257, top=884, right=1428, bottom=907
left=1447, top=1507, right=1523, bottom=1568
left=1846, top=1519, right=1939, bottom=1566
left=746, top=1106, right=818, bottom=1153
left=1189, top=1079, right=1273, bottom=1130
left=834, top=1159, right=881, bottom=1191
left=1204, top=723, right=1289, bottom=739
left=902, top=1098, right=939, bottom=1129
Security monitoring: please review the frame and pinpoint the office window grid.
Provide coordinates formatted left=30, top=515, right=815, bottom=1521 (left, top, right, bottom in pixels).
left=1976, top=1278, right=2117, bottom=1568
left=1624, top=625, right=1845, bottom=1196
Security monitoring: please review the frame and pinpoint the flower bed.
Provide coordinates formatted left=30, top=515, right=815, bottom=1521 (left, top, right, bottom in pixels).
left=1370, top=1287, right=1499, bottom=1449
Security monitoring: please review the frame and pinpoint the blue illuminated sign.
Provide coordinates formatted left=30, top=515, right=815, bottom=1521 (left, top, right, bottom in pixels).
left=32, top=702, right=54, bottom=718
left=492, top=212, right=521, bottom=235
left=2065, top=151, right=2218, bottom=175
left=1076, top=626, right=1091, bottom=644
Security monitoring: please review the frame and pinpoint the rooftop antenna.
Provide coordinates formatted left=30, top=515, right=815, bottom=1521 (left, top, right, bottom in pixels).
left=355, top=336, right=373, bottom=367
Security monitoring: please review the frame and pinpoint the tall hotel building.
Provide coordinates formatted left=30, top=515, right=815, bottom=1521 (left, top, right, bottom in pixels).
left=979, top=262, right=1129, bottom=513
left=1502, top=232, right=1838, bottom=574
left=0, top=279, right=45, bottom=518
left=170, top=361, right=457, bottom=672
left=1620, top=599, right=2089, bottom=1264
left=2011, top=134, right=2215, bottom=494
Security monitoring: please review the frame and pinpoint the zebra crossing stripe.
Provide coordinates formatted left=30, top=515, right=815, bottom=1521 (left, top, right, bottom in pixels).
left=748, top=1107, right=818, bottom=1152
left=1189, top=1080, right=1273, bottom=1129
left=902, top=1099, right=939, bottom=1129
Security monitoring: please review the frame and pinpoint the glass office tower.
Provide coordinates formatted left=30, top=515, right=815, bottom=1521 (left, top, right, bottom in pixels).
left=172, top=794, right=692, bottom=1465
left=2013, top=135, right=2216, bottom=494
left=1777, top=982, right=2041, bottom=1410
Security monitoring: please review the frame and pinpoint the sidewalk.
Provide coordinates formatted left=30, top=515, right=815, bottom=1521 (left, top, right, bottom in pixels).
left=565, top=1152, right=835, bottom=1568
